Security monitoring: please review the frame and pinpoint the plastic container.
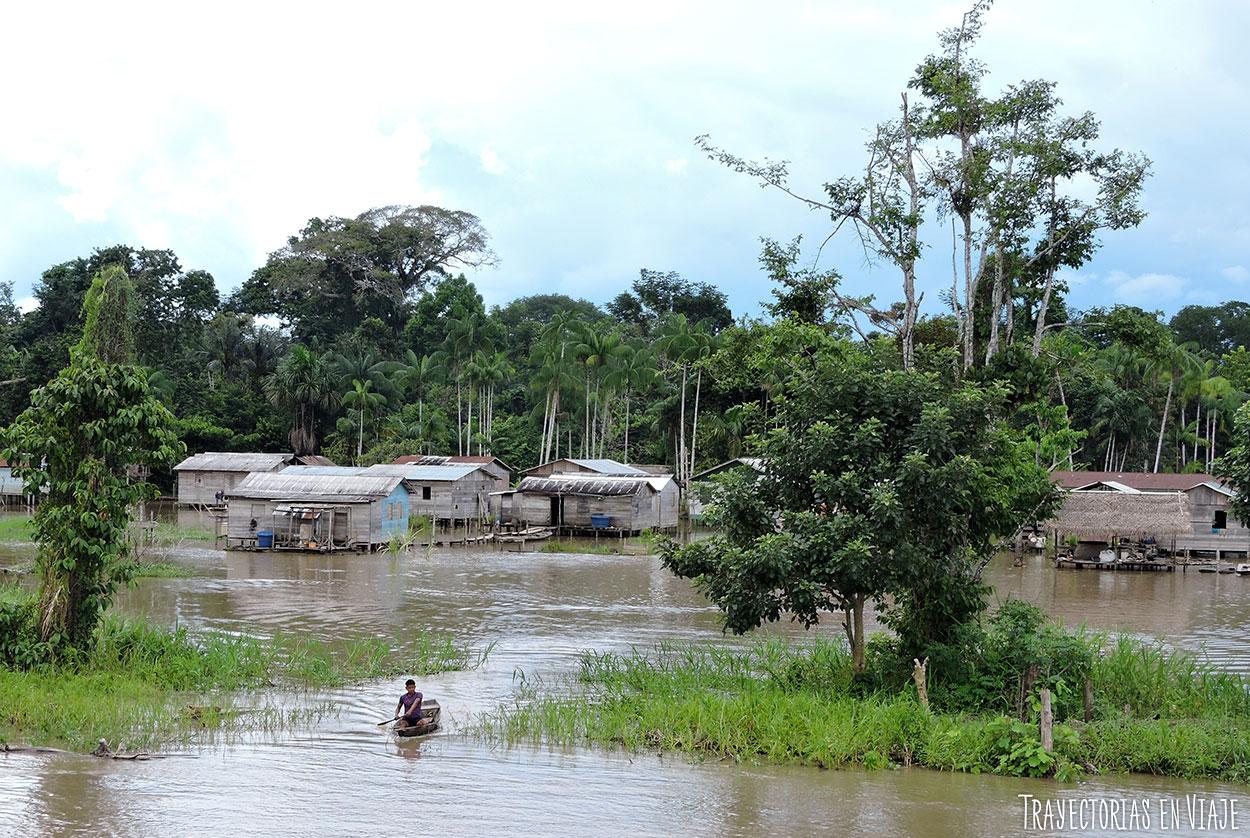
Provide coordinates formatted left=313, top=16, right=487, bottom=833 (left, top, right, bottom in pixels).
left=590, top=514, right=611, bottom=529
left=256, top=530, right=274, bottom=549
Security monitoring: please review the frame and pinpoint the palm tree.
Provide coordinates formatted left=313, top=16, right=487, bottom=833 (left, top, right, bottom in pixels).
left=391, top=350, right=441, bottom=424
left=604, top=345, right=658, bottom=463
left=531, top=311, right=579, bottom=463
left=266, top=345, right=336, bottom=455
left=200, top=312, right=248, bottom=388
left=656, top=315, right=696, bottom=484
left=443, top=315, right=488, bottom=454
left=1147, top=340, right=1203, bottom=472
left=341, top=378, right=387, bottom=462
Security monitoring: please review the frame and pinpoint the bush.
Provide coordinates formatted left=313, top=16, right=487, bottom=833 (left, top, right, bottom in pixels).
left=0, top=587, right=49, bottom=669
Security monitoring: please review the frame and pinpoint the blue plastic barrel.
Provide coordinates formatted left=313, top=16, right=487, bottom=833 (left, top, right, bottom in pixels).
left=590, top=514, right=610, bottom=529
left=256, top=530, right=274, bottom=549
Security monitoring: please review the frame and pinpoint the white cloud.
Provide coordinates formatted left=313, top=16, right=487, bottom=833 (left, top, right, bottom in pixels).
left=16, top=296, right=36, bottom=314
left=480, top=148, right=508, bottom=176
left=1104, top=270, right=1187, bottom=305
left=1221, top=265, right=1249, bottom=282
left=665, top=158, right=689, bottom=175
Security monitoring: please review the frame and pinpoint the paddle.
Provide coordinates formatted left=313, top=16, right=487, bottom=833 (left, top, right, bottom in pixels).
left=377, top=716, right=400, bottom=726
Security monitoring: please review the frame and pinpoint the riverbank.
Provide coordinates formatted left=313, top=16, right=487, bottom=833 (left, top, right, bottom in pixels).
left=0, top=586, right=487, bottom=751
left=475, top=628, right=1250, bottom=783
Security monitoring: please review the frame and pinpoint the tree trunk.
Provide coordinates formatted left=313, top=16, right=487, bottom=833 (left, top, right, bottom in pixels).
left=688, top=368, right=702, bottom=492
left=678, top=365, right=688, bottom=486
left=623, top=392, right=631, bottom=463
left=843, top=595, right=866, bottom=674
left=1153, top=376, right=1173, bottom=473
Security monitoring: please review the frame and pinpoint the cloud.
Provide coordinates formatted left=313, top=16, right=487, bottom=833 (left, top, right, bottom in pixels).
left=1104, top=270, right=1187, bottom=305
left=665, top=158, right=689, bottom=175
left=480, top=148, right=508, bottom=175
left=1221, top=265, right=1249, bottom=282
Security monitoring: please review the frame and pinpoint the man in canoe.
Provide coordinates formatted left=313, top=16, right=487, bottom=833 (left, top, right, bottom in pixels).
left=394, top=679, right=429, bottom=732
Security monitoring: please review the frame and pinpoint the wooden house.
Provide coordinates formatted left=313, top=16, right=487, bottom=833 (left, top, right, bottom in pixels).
left=365, top=462, right=500, bottom=524
left=498, top=473, right=680, bottom=534
left=174, top=452, right=336, bottom=507
left=1049, top=471, right=1248, bottom=557
left=521, top=458, right=649, bottom=479
left=689, top=458, right=765, bottom=519
left=0, top=458, right=26, bottom=500
left=226, top=469, right=408, bottom=551
left=393, top=454, right=516, bottom=485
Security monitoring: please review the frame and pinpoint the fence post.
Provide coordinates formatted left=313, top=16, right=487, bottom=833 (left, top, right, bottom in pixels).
left=1083, top=677, right=1094, bottom=722
left=1040, top=688, right=1054, bottom=752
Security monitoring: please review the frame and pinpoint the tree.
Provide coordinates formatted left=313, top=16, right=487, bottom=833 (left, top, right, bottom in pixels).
left=341, top=379, right=387, bottom=462
left=608, top=269, right=732, bottom=334
left=238, top=205, right=496, bottom=343
left=267, top=345, right=336, bottom=455
left=662, top=339, right=1055, bottom=671
left=1, top=266, right=183, bottom=654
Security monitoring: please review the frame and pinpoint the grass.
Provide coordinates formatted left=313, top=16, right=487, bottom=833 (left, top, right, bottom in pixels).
left=472, top=636, right=1250, bottom=783
left=0, top=590, right=492, bottom=751
left=149, top=522, right=214, bottom=544
left=539, top=541, right=622, bottom=555
left=125, top=561, right=197, bottom=578
left=0, top=515, right=33, bottom=542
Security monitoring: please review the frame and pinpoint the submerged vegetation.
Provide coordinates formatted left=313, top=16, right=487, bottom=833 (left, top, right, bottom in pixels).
left=475, top=601, right=1250, bottom=783
left=0, top=586, right=488, bottom=750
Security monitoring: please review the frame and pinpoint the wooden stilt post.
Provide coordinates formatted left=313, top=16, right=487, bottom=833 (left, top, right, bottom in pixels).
left=1083, top=677, right=1094, bottom=722
left=1040, top=688, right=1054, bottom=752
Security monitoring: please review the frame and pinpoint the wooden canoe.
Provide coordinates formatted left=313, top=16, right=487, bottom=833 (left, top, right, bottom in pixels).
left=395, top=699, right=441, bottom=737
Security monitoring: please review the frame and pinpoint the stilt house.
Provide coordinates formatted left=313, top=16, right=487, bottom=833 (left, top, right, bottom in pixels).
left=365, top=462, right=500, bottom=524
left=1050, top=471, right=1247, bottom=556
left=498, top=473, right=679, bottom=534
left=226, top=469, right=408, bottom=551
left=521, top=458, right=648, bottom=479
left=174, top=452, right=336, bottom=507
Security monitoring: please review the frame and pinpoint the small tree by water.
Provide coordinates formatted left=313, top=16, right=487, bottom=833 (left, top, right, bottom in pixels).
left=663, top=338, right=1057, bottom=671
left=1, top=265, right=183, bottom=654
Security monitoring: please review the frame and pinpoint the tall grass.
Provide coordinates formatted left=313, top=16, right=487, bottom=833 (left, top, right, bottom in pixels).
left=0, top=600, right=491, bottom=750
left=0, top=515, right=33, bottom=542
left=473, top=636, right=1250, bottom=782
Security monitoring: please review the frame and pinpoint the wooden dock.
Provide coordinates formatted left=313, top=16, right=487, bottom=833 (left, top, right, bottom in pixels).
left=1056, top=558, right=1175, bottom=572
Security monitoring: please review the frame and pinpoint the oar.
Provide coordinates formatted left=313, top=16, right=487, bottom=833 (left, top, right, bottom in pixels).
left=377, top=716, right=400, bottom=726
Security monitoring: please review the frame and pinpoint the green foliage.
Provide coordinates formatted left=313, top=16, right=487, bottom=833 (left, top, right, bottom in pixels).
left=664, top=338, right=1058, bottom=668
left=2, top=268, right=185, bottom=655
left=75, top=264, right=136, bottom=364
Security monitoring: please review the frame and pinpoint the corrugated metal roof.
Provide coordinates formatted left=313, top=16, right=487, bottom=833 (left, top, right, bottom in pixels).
left=692, top=457, right=765, bottom=482
left=1052, top=471, right=1228, bottom=493
left=566, top=459, right=647, bottom=475
left=366, top=463, right=484, bottom=482
left=175, top=452, right=293, bottom=472
left=294, top=455, right=338, bottom=467
left=280, top=465, right=368, bottom=476
left=393, top=454, right=453, bottom=465
left=516, top=474, right=674, bottom=496
left=230, top=471, right=404, bottom=500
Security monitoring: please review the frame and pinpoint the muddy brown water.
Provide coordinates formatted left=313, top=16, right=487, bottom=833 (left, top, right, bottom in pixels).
left=2, top=522, right=1249, bottom=836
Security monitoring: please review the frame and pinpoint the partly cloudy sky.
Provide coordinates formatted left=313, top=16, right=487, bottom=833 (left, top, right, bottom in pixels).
left=2, top=1, right=1247, bottom=321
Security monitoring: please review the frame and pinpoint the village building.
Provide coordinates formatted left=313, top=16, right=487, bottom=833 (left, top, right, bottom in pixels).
left=393, top=454, right=515, bottom=485
left=173, top=452, right=335, bottom=507
left=497, top=473, right=680, bottom=534
left=688, top=457, right=766, bottom=519
left=365, top=462, right=500, bottom=525
left=521, top=458, right=649, bottom=479
left=1049, top=471, right=1247, bottom=558
left=225, top=469, right=407, bottom=551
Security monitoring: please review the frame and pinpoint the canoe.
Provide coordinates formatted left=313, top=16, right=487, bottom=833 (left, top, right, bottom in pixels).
left=394, top=699, right=441, bottom=737
left=495, top=527, right=553, bottom=543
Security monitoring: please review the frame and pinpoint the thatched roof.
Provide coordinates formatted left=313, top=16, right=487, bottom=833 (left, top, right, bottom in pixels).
left=1049, top=490, right=1191, bottom=539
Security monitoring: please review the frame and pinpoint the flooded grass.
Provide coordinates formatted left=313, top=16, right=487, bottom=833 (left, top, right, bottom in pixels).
left=0, top=601, right=490, bottom=751
left=473, top=638, right=1250, bottom=782
left=124, top=560, right=198, bottom=578
left=0, top=515, right=33, bottom=542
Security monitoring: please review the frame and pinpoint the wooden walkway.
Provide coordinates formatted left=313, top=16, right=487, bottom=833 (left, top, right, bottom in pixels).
left=1057, top=558, right=1175, bottom=572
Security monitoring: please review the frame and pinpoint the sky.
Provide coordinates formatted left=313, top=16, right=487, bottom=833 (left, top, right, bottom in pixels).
left=1, top=1, right=1246, bottom=322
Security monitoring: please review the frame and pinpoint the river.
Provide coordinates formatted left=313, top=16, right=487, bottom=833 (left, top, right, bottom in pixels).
left=1, top=528, right=1248, bottom=837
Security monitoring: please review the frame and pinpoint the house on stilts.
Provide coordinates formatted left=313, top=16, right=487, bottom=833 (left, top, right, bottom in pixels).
left=225, top=469, right=408, bottom=551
